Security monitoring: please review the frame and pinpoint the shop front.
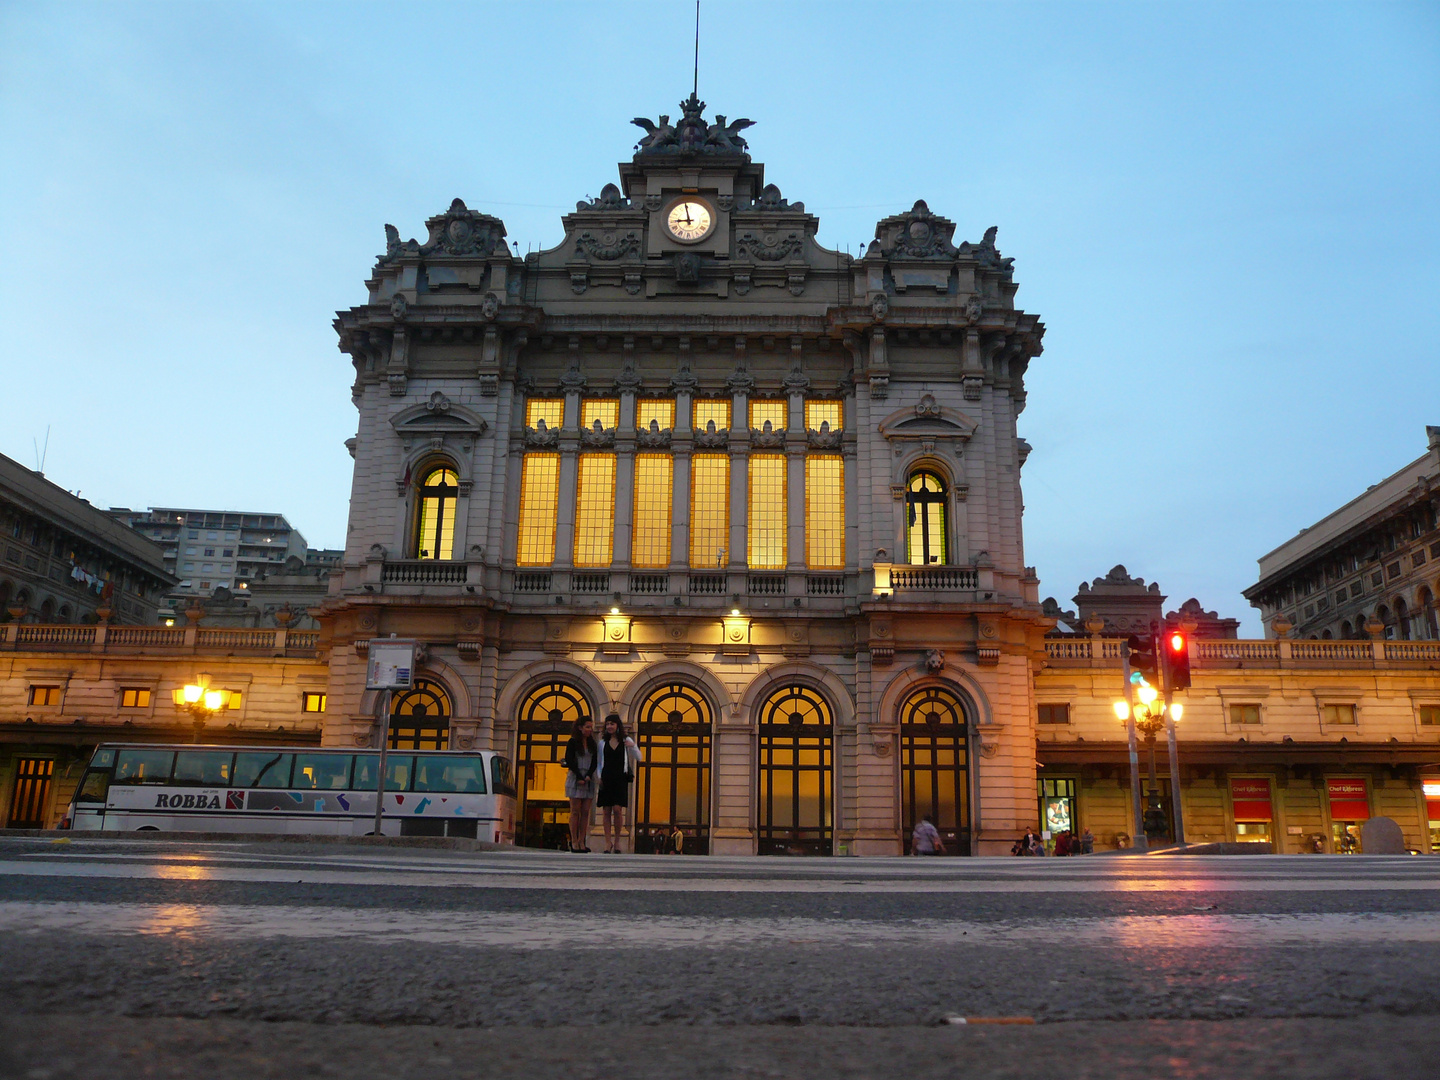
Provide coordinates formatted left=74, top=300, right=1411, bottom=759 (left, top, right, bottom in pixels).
left=1229, top=776, right=1273, bottom=845
left=1326, top=777, right=1371, bottom=854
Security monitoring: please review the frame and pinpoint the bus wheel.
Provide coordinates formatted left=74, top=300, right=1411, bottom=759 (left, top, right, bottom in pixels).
left=137, top=826, right=159, bottom=832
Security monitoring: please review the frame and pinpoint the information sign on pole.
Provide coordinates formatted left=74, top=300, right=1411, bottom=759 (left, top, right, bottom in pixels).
left=367, top=640, right=416, bottom=690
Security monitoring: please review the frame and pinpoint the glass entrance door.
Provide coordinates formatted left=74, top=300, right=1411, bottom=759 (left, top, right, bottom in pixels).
left=900, top=686, right=970, bottom=855
left=756, top=685, right=833, bottom=856
left=633, top=683, right=712, bottom=854
left=515, top=681, right=591, bottom=850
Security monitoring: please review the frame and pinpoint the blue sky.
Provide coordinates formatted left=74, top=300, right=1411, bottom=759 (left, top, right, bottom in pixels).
left=1, top=1, right=1436, bottom=633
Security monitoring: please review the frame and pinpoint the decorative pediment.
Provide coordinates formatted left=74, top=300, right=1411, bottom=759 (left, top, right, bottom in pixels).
left=877, top=400, right=977, bottom=443
left=389, top=393, right=488, bottom=439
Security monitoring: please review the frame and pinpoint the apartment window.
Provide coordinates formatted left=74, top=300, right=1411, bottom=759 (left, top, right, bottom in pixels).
left=693, top=399, right=730, bottom=432
left=199, top=581, right=211, bottom=590
left=1415, top=550, right=1428, bottom=568
left=207, top=532, right=218, bottom=540
left=203, top=548, right=215, bottom=557
left=747, top=454, right=787, bottom=569
left=202, top=563, right=214, bottom=572
left=804, top=400, right=843, bottom=433
left=120, top=688, right=151, bottom=709
left=1350, top=582, right=1363, bottom=598
left=302, top=693, right=327, bottom=713
left=222, top=549, right=233, bottom=558
left=28, top=686, right=61, bottom=706
left=1316, top=597, right=1328, bottom=612
left=573, top=454, right=616, bottom=567
left=1387, top=562, right=1401, bottom=579
left=188, top=531, right=198, bottom=539
left=1371, top=571, right=1384, bottom=586
left=185, top=547, right=197, bottom=555
left=525, top=397, right=564, bottom=430
left=1303, top=604, right=1314, bottom=619
left=414, top=466, right=458, bottom=560
left=183, top=562, right=194, bottom=571
left=905, top=470, right=948, bottom=565
left=1335, top=592, right=1347, bottom=606
left=516, top=453, right=560, bottom=566
left=1230, top=704, right=1262, bottom=726
left=689, top=453, right=730, bottom=568
left=636, top=399, right=675, bottom=431
left=1322, top=703, right=1357, bottom=725
left=580, top=398, right=619, bottom=431
left=749, top=399, right=787, bottom=432
left=1417, top=705, right=1440, bottom=726
left=1037, top=703, right=1070, bottom=725
left=805, top=455, right=845, bottom=569
left=632, top=453, right=673, bottom=568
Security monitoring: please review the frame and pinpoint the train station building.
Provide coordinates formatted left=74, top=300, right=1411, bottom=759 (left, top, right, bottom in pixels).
left=1, top=99, right=1437, bottom=853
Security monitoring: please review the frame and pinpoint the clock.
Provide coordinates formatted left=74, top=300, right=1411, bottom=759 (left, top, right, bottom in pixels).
left=666, top=199, right=713, bottom=243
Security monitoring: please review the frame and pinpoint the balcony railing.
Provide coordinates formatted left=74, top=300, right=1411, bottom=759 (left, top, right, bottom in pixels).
left=890, top=567, right=978, bottom=591
left=380, top=560, right=468, bottom=586
left=629, top=574, right=669, bottom=594
left=747, top=574, right=786, bottom=596
left=1045, top=636, right=1440, bottom=667
left=688, top=574, right=726, bottom=595
left=1, top=622, right=319, bottom=655
left=572, top=572, right=611, bottom=593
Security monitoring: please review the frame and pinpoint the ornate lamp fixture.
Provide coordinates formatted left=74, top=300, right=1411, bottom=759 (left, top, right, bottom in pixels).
left=172, top=673, right=232, bottom=743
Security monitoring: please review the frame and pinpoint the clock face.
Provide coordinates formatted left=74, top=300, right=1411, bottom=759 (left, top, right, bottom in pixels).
left=666, top=200, right=713, bottom=243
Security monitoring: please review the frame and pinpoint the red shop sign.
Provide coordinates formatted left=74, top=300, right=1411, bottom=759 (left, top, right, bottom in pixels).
left=1229, top=778, right=1272, bottom=822
left=1327, top=777, right=1370, bottom=822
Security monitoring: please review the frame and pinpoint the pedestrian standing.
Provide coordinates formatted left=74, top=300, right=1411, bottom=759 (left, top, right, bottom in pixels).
left=596, top=713, right=643, bottom=854
left=1081, top=827, right=1094, bottom=855
left=670, top=823, right=685, bottom=855
left=562, top=717, right=598, bottom=852
left=911, top=814, right=945, bottom=855
left=1055, top=831, right=1071, bottom=857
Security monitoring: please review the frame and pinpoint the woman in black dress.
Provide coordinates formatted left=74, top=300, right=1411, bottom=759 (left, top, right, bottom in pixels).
left=595, top=712, right=642, bottom=853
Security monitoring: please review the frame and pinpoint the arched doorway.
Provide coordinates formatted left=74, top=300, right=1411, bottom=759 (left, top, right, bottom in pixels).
left=756, top=684, right=833, bottom=856
left=632, top=682, right=712, bottom=854
left=515, top=681, right=593, bottom=849
left=388, top=679, right=451, bottom=750
left=899, top=685, right=971, bottom=855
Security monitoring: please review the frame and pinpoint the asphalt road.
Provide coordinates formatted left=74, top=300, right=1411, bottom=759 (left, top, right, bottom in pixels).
left=1, top=837, right=1437, bottom=1079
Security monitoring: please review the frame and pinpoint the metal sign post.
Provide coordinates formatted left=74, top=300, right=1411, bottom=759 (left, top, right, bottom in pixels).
left=366, top=638, right=416, bottom=838
left=1122, top=657, right=1146, bottom=852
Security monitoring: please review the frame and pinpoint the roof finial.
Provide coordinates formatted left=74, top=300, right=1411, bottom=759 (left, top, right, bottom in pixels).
left=693, top=0, right=700, bottom=98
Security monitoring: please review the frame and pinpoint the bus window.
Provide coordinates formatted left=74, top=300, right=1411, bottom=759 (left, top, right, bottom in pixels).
left=74, top=770, right=111, bottom=803
left=491, top=756, right=516, bottom=798
left=293, top=754, right=353, bottom=790
left=114, top=750, right=175, bottom=785
left=234, top=752, right=294, bottom=789
left=173, top=751, right=234, bottom=786
left=414, top=756, right=486, bottom=794
left=352, top=754, right=413, bottom=791
left=90, top=748, right=117, bottom=769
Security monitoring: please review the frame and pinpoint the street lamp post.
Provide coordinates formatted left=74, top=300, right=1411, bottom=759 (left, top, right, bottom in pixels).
left=1113, top=687, right=1182, bottom=848
left=172, top=673, right=232, bottom=743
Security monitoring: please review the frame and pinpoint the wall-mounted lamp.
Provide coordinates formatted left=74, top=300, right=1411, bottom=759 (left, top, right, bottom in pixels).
left=602, top=608, right=632, bottom=655
left=722, top=609, right=751, bottom=656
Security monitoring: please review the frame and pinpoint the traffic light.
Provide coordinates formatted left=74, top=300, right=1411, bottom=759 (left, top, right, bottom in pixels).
left=1126, top=633, right=1158, bottom=687
left=1164, top=629, right=1191, bottom=691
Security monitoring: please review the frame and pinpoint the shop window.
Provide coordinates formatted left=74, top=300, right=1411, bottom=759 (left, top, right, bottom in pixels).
left=905, top=470, right=948, bottom=565
left=120, top=688, right=151, bottom=709
left=689, top=453, right=730, bottom=568
left=1039, top=778, right=1076, bottom=838
left=302, top=693, right=327, bottom=713
left=1321, top=703, right=1357, bottom=725
left=573, top=454, right=617, bottom=567
left=516, top=453, right=560, bottom=566
left=804, top=455, right=844, bottom=570
left=632, top=453, right=673, bottom=568
left=413, top=466, right=458, bottom=560
left=1229, top=704, right=1262, bottom=726
left=28, top=686, right=61, bottom=706
left=747, top=454, right=787, bottom=569
left=1037, top=703, right=1070, bottom=725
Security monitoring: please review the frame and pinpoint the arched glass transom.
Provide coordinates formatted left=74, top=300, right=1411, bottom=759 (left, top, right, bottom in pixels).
left=515, top=681, right=594, bottom=850
left=756, top=684, right=833, bottom=855
left=389, top=679, right=451, bottom=750
left=905, top=470, right=947, bottom=565
left=414, top=467, right=458, bottom=560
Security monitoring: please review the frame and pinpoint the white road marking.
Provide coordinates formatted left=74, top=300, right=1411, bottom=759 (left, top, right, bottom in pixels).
left=1, top=900, right=1437, bottom=949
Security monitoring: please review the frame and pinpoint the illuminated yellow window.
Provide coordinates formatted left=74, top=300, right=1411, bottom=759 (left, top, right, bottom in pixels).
left=906, top=470, right=947, bottom=565
left=637, top=399, right=676, bottom=431
left=805, top=400, right=843, bottom=432
left=120, top=688, right=151, bottom=709
left=580, top=398, right=619, bottom=431
left=28, top=686, right=60, bottom=706
left=690, top=453, right=731, bottom=568
left=693, top=399, right=731, bottom=432
left=228, top=692, right=243, bottom=710
left=302, top=693, right=327, bottom=713
left=413, top=466, right=458, bottom=560
left=525, top=398, right=564, bottom=429
left=632, top=453, right=673, bottom=568
left=517, top=453, right=560, bottom=566
left=749, top=400, right=787, bottom=432
left=805, top=455, right=845, bottom=569
left=747, top=454, right=787, bottom=569
left=573, top=454, right=616, bottom=567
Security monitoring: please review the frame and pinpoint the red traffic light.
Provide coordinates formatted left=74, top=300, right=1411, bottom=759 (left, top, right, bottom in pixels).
left=1168, top=631, right=1186, bottom=653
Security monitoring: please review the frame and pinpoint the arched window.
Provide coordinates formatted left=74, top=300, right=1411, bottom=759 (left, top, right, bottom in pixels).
left=634, top=683, right=713, bottom=853
left=899, top=685, right=970, bottom=855
left=756, top=684, right=833, bottom=855
left=388, top=679, right=451, bottom=750
left=413, top=466, right=458, bottom=560
left=905, top=470, right=947, bottom=565
left=1419, top=587, right=1437, bottom=641
left=515, top=681, right=594, bottom=849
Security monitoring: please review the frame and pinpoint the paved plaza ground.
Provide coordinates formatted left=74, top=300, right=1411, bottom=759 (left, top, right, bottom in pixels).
left=1, top=838, right=1437, bottom=1078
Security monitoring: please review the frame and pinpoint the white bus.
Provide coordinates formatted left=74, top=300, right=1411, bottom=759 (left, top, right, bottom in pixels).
left=64, top=744, right=517, bottom=842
